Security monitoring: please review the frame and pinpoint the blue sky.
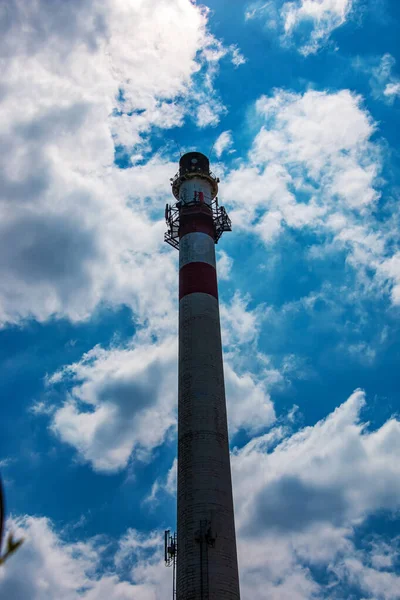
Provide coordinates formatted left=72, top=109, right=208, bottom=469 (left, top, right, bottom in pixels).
left=0, top=0, right=400, bottom=598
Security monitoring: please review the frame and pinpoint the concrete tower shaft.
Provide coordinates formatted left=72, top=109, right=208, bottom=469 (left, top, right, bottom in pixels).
left=165, top=153, right=240, bottom=600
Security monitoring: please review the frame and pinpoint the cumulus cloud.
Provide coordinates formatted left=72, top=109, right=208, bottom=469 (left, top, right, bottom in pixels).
left=47, top=337, right=178, bottom=473
left=225, top=88, right=380, bottom=228
left=233, top=389, right=400, bottom=599
left=224, top=361, right=275, bottom=435
left=196, top=103, right=224, bottom=128
left=222, top=88, right=400, bottom=305
left=332, top=544, right=400, bottom=600
left=0, top=515, right=169, bottom=599
left=0, top=0, right=239, bottom=328
left=219, top=292, right=286, bottom=434
left=46, top=328, right=277, bottom=469
left=220, top=289, right=312, bottom=435
left=246, top=0, right=354, bottom=54
left=221, top=291, right=265, bottom=347
left=6, top=391, right=400, bottom=600
left=282, top=0, right=353, bottom=54
left=214, top=130, right=234, bottom=158
left=15, top=390, right=400, bottom=600
left=44, top=289, right=278, bottom=470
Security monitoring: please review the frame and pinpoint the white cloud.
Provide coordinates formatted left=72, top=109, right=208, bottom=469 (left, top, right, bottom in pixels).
left=216, top=249, right=233, bottom=280
left=333, top=551, right=400, bottom=600
left=214, top=130, right=234, bottom=158
left=0, top=515, right=100, bottom=599
left=223, top=88, right=400, bottom=305
left=252, top=89, right=375, bottom=185
left=384, top=82, right=400, bottom=99
left=225, top=362, right=275, bottom=435
left=221, top=291, right=265, bottom=347
left=282, top=0, right=353, bottom=54
left=369, top=539, right=399, bottom=571
left=145, top=457, right=177, bottom=505
left=29, top=400, right=57, bottom=416
left=0, top=0, right=235, bottom=328
left=219, top=292, right=278, bottom=434
left=196, top=103, right=224, bottom=128
left=0, top=515, right=169, bottom=599
left=7, top=391, right=400, bottom=600
left=344, top=341, right=377, bottom=364
left=48, top=337, right=178, bottom=473
left=375, top=54, right=400, bottom=102
left=230, top=45, right=247, bottom=67
left=46, top=313, right=276, bottom=469
left=224, top=89, right=380, bottom=239
left=379, top=253, right=400, bottom=305
left=355, top=53, right=400, bottom=104
left=245, top=0, right=281, bottom=26
left=232, top=389, right=400, bottom=599
left=246, top=0, right=354, bottom=54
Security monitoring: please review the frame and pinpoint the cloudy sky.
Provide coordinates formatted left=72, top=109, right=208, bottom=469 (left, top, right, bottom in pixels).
left=0, top=0, right=400, bottom=598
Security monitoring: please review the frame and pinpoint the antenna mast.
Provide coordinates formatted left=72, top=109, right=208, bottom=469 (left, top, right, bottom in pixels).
left=164, top=530, right=177, bottom=599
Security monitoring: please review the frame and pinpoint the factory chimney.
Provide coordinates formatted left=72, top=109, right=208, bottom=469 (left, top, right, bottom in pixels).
left=165, top=152, right=241, bottom=600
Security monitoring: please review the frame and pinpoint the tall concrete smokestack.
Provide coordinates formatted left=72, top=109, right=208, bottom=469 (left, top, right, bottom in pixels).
left=165, top=152, right=240, bottom=600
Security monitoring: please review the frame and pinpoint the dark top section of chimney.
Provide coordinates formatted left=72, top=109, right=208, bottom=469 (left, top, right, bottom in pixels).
left=179, top=152, right=210, bottom=177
